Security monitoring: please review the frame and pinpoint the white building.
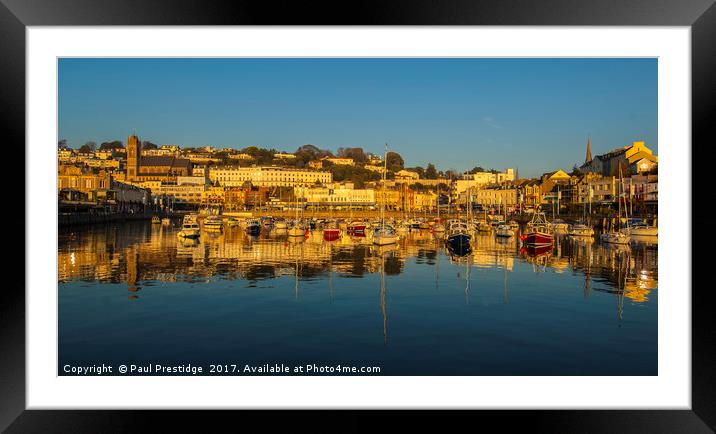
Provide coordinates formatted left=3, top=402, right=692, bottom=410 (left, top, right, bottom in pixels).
left=295, top=183, right=375, bottom=208
left=209, top=166, right=332, bottom=187
left=455, top=168, right=515, bottom=194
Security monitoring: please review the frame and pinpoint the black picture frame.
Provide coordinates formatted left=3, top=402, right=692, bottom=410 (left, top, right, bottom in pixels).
left=1, top=0, right=709, bottom=431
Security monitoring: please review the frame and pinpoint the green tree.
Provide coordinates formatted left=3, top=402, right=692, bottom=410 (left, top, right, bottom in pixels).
left=99, top=140, right=124, bottom=150
left=425, top=163, right=438, bottom=179
left=386, top=151, right=404, bottom=173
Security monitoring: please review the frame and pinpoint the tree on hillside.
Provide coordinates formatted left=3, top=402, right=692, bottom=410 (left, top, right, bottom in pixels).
left=425, top=163, right=438, bottom=179
left=570, top=165, right=581, bottom=176
left=142, top=141, right=158, bottom=150
left=466, top=166, right=486, bottom=174
left=386, top=151, right=404, bottom=172
left=99, top=140, right=124, bottom=150
left=337, top=147, right=368, bottom=164
left=58, top=139, right=68, bottom=149
left=78, top=143, right=95, bottom=153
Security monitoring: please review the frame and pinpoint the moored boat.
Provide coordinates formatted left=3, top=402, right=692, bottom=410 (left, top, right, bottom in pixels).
left=347, top=221, right=367, bottom=235
left=520, top=212, right=554, bottom=247
left=567, top=223, right=594, bottom=237
left=495, top=224, right=515, bottom=238
left=203, top=215, right=223, bottom=232
left=445, top=221, right=472, bottom=254
left=151, top=215, right=161, bottom=224
left=245, top=219, right=261, bottom=235
left=177, top=214, right=200, bottom=239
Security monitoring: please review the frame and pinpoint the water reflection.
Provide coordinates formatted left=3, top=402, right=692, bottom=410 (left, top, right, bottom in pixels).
left=59, top=221, right=658, bottom=375
left=59, top=223, right=657, bottom=306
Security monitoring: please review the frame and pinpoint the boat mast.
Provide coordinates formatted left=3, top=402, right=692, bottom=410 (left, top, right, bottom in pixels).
left=381, top=143, right=388, bottom=228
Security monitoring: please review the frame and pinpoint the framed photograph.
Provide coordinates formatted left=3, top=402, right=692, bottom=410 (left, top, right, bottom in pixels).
left=2, top=0, right=710, bottom=431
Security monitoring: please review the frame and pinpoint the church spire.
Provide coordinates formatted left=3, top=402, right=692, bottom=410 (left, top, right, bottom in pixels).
left=585, top=135, right=592, bottom=164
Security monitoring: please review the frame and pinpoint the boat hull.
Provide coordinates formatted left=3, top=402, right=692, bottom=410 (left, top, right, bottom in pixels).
left=447, top=233, right=471, bottom=248
left=521, top=232, right=554, bottom=246
left=628, top=227, right=657, bottom=236
left=245, top=225, right=261, bottom=235
left=323, top=229, right=341, bottom=241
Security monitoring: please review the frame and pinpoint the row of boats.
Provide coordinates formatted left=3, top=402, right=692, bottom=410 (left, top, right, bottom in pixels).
left=170, top=211, right=657, bottom=252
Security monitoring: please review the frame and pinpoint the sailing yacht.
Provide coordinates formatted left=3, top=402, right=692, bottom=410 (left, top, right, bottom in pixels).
left=288, top=191, right=306, bottom=238
left=432, top=189, right=446, bottom=233
left=600, top=167, right=631, bottom=245
left=373, top=145, right=399, bottom=246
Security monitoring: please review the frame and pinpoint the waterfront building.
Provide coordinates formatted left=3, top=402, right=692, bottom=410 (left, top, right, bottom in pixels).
left=209, top=166, right=332, bottom=187
left=455, top=168, right=515, bottom=194
left=513, top=178, right=543, bottom=207
left=374, top=188, right=401, bottom=211
left=470, top=187, right=518, bottom=208
left=150, top=183, right=207, bottom=205
left=580, top=140, right=658, bottom=176
left=295, top=183, right=376, bottom=209
left=201, top=186, right=226, bottom=206
left=224, top=186, right=270, bottom=210
left=58, top=165, right=111, bottom=192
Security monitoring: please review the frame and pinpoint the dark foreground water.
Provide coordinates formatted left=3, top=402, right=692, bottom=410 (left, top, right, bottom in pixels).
left=58, top=221, right=657, bottom=375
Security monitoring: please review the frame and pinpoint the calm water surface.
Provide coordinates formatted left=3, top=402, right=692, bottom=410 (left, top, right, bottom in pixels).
left=58, top=221, right=657, bottom=375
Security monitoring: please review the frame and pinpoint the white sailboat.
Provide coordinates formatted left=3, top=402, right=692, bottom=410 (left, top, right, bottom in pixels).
left=600, top=167, right=631, bottom=245
left=373, top=144, right=398, bottom=246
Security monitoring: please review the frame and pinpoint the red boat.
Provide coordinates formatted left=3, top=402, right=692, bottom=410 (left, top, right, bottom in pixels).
left=323, top=228, right=341, bottom=241
left=521, top=212, right=554, bottom=247
left=347, top=221, right=366, bottom=235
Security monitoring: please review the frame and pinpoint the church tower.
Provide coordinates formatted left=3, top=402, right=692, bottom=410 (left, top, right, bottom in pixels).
left=126, top=134, right=141, bottom=181
left=584, top=135, right=592, bottom=165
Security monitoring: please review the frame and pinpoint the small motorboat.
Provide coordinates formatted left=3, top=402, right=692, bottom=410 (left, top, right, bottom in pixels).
left=445, top=221, right=472, bottom=254
left=623, top=218, right=657, bottom=237
left=151, top=215, right=161, bottom=224
left=567, top=223, right=594, bottom=237
left=550, top=219, right=569, bottom=233
left=323, top=226, right=341, bottom=241
left=495, top=224, right=515, bottom=238
left=226, top=217, right=240, bottom=228
left=373, top=224, right=399, bottom=246
left=347, top=221, right=367, bottom=235
left=288, top=222, right=306, bottom=238
left=245, top=219, right=261, bottom=235
left=161, top=217, right=171, bottom=226
left=203, top=215, right=223, bottom=232
left=177, top=215, right=200, bottom=239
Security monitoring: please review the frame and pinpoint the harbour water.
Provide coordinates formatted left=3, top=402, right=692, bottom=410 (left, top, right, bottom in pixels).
left=58, top=221, right=657, bottom=375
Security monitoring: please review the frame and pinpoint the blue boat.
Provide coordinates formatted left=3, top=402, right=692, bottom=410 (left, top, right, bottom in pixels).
left=445, top=221, right=472, bottom=254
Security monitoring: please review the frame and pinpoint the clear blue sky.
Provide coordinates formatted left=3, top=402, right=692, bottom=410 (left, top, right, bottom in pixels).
left=58, top=58, right=657, bottom=178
